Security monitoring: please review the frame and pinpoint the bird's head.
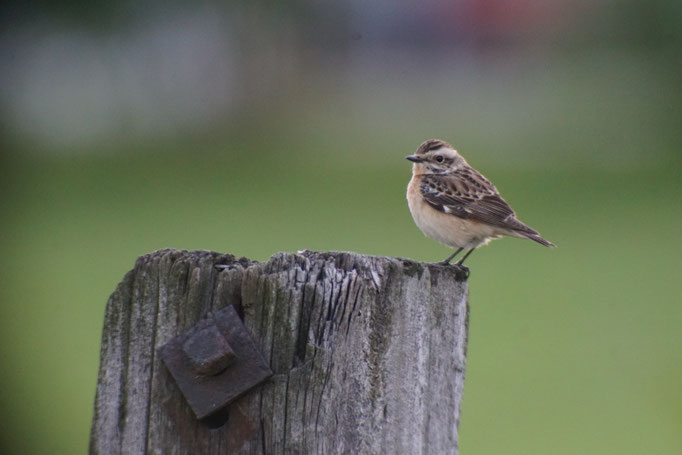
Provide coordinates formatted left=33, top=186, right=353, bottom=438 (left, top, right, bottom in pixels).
left=406, top=139, right=466, bottom=174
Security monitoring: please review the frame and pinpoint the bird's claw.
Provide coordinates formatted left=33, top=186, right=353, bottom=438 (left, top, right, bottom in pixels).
left=458, top=265, right=470, bottom=279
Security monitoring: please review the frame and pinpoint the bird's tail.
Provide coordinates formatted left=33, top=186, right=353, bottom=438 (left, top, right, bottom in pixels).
left=524, top=233, right=555, bottom=248
left=507, top=217, right=555, bottom=247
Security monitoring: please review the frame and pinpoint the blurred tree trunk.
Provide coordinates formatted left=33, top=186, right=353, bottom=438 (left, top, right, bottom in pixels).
left=90, top=249, right=469, bottom=454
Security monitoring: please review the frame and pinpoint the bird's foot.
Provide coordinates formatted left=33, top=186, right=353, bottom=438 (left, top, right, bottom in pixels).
left=434, top=261, right=469, bottom=278
left=458, top=265, right=470, bottom=279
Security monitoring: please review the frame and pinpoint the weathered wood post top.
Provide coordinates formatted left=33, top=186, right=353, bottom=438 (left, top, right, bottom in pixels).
left=90, top=249, right=469, bottom=454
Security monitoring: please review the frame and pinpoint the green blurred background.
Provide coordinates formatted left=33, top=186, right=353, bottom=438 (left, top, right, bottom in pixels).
left=1, top=1, right=681, bottom=454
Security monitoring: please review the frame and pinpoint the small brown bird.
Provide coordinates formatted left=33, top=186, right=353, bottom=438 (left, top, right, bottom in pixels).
left=406, top=139, right=554, bottom=266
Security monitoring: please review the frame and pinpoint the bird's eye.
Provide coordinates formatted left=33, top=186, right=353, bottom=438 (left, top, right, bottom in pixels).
left=435, top=155, right=444, bottom=163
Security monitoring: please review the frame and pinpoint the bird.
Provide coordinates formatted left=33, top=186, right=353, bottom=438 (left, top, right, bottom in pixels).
left=406, top=139, right=554, bottom=266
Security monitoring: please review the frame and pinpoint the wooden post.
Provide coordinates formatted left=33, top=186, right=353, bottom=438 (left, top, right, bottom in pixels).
left=90, top=249, right=469, bottom=454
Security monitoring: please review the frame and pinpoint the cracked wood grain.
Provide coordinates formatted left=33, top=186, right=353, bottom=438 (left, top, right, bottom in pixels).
left=90, top=249, right=469, bottom=455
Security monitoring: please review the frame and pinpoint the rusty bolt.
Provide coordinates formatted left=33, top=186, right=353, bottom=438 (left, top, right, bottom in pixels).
left=160, top=305, right=273, bottom=419
left=182, top=320, right=236, bottom=376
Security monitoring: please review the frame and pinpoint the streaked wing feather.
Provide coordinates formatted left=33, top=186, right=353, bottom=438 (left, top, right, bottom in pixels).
left=420, top=168, right=536, bottom=233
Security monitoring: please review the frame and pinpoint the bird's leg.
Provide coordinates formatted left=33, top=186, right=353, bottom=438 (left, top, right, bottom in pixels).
left=440, top=247, right=464, bottom=265
left=455, top=248, right=476, bottom=266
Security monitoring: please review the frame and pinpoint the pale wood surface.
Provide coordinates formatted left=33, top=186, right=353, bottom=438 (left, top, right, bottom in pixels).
left=90, top=249, right=469, bottom=454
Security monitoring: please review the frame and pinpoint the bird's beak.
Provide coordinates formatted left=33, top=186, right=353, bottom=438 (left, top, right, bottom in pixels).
left=406, top=155, right=423, bottom=163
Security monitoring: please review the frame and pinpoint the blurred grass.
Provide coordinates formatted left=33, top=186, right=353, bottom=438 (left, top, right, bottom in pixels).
left=1, top=130, right=680, bottom=454
left=1, top=46, right=680, bottom=455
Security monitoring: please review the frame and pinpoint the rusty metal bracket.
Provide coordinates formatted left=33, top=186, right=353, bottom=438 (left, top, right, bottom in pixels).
left=159, top=305, right=272, bottom=419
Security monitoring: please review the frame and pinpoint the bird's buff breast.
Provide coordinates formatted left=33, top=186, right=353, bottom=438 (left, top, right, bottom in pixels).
left=407, top=177, right=496, bottom=249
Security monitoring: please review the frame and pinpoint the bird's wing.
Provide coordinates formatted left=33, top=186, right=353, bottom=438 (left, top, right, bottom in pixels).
left=420, top=167, right=537, bottom=234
